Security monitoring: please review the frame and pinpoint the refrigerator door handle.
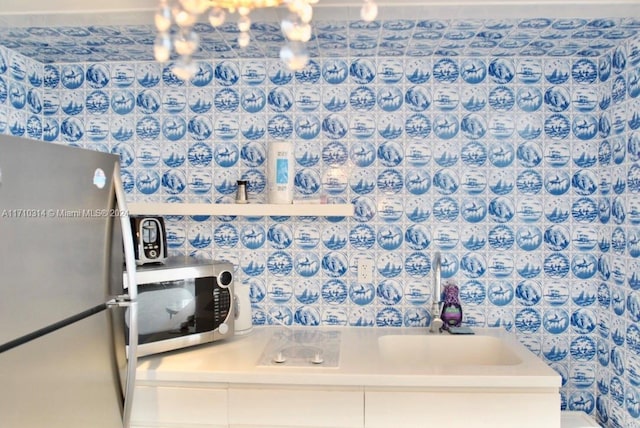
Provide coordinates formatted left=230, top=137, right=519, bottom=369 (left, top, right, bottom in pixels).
left=0, top=303, right=108, bottom=354
left=106, top=294, right=133, bottom=308
left=114, top=163, right=139, bottom=428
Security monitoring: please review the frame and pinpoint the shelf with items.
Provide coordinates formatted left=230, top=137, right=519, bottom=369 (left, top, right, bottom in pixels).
left=127, top=202, right=355, bottom=217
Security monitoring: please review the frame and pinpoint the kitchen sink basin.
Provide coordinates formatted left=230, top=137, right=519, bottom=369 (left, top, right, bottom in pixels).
left=377, top=334, right=523, bottom=366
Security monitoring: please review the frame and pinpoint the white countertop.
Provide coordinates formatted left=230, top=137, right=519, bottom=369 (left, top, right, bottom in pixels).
left=136, top=326, right=561, bottom=389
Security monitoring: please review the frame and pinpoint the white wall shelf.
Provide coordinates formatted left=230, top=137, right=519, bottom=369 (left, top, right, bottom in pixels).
left=127, top=202, right=354, bottom=217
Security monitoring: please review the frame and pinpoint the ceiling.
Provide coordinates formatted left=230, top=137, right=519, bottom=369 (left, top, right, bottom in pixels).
left=0, top=0, right=639, bottom=64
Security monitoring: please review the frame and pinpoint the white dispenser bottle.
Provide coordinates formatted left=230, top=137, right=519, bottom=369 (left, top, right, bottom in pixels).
left=267, top=141, right=294, bottom=204
left=234, top=281, right=253, bottom=335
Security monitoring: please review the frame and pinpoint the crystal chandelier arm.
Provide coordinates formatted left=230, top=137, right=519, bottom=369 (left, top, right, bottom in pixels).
left=154, top=0, right=378, bottom=75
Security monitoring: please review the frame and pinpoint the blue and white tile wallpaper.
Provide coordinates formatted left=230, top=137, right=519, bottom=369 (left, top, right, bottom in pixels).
left=2, top=15, right=640, bottom=427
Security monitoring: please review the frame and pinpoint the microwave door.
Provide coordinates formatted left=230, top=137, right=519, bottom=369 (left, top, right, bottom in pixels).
left=132, top=287, right=196, bottom=337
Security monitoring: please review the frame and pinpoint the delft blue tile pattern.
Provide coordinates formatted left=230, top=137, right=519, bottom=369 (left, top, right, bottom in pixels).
left=1, top=18, right=640, bottom=64
left=1, top=16, right=640, bottom=427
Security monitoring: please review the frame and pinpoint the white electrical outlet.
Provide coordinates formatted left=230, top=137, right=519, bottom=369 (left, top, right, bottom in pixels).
left=358, top=259, right=374, bottom=284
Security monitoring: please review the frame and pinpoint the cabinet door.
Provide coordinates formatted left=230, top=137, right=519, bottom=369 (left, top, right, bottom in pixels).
left=131, top=385, right=228, bottom=427
left=365, top=389, right=560, bottom=428
left=228, top=385, right=364, bottom=428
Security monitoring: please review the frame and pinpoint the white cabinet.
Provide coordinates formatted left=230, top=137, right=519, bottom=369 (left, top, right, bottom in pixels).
left=227, top=385, right=364, bottom=428
left=130, top=385, right=560, bottom=428
left=130, top=384, right=364, bottom=428
left=364, top=389, right=560, bottom=428
left=130, top=384, right=228, bottom=428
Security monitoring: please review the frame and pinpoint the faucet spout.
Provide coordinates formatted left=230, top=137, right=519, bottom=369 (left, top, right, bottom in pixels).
left=430, top=317, right=444, bottom=334
left=429, top=252, right=443, bottom=333
left=433, top=251, right=441, bottom=306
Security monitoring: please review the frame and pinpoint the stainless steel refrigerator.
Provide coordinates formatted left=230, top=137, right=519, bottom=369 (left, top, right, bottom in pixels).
left=0, top=136, right=139, bottom=428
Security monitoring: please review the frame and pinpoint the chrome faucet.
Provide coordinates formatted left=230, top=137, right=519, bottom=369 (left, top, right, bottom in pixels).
left=429, top=252, right=444, bottom=333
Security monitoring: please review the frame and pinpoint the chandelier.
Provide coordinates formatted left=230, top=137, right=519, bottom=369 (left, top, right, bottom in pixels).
left=154, top=0, right=378, bottom=78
